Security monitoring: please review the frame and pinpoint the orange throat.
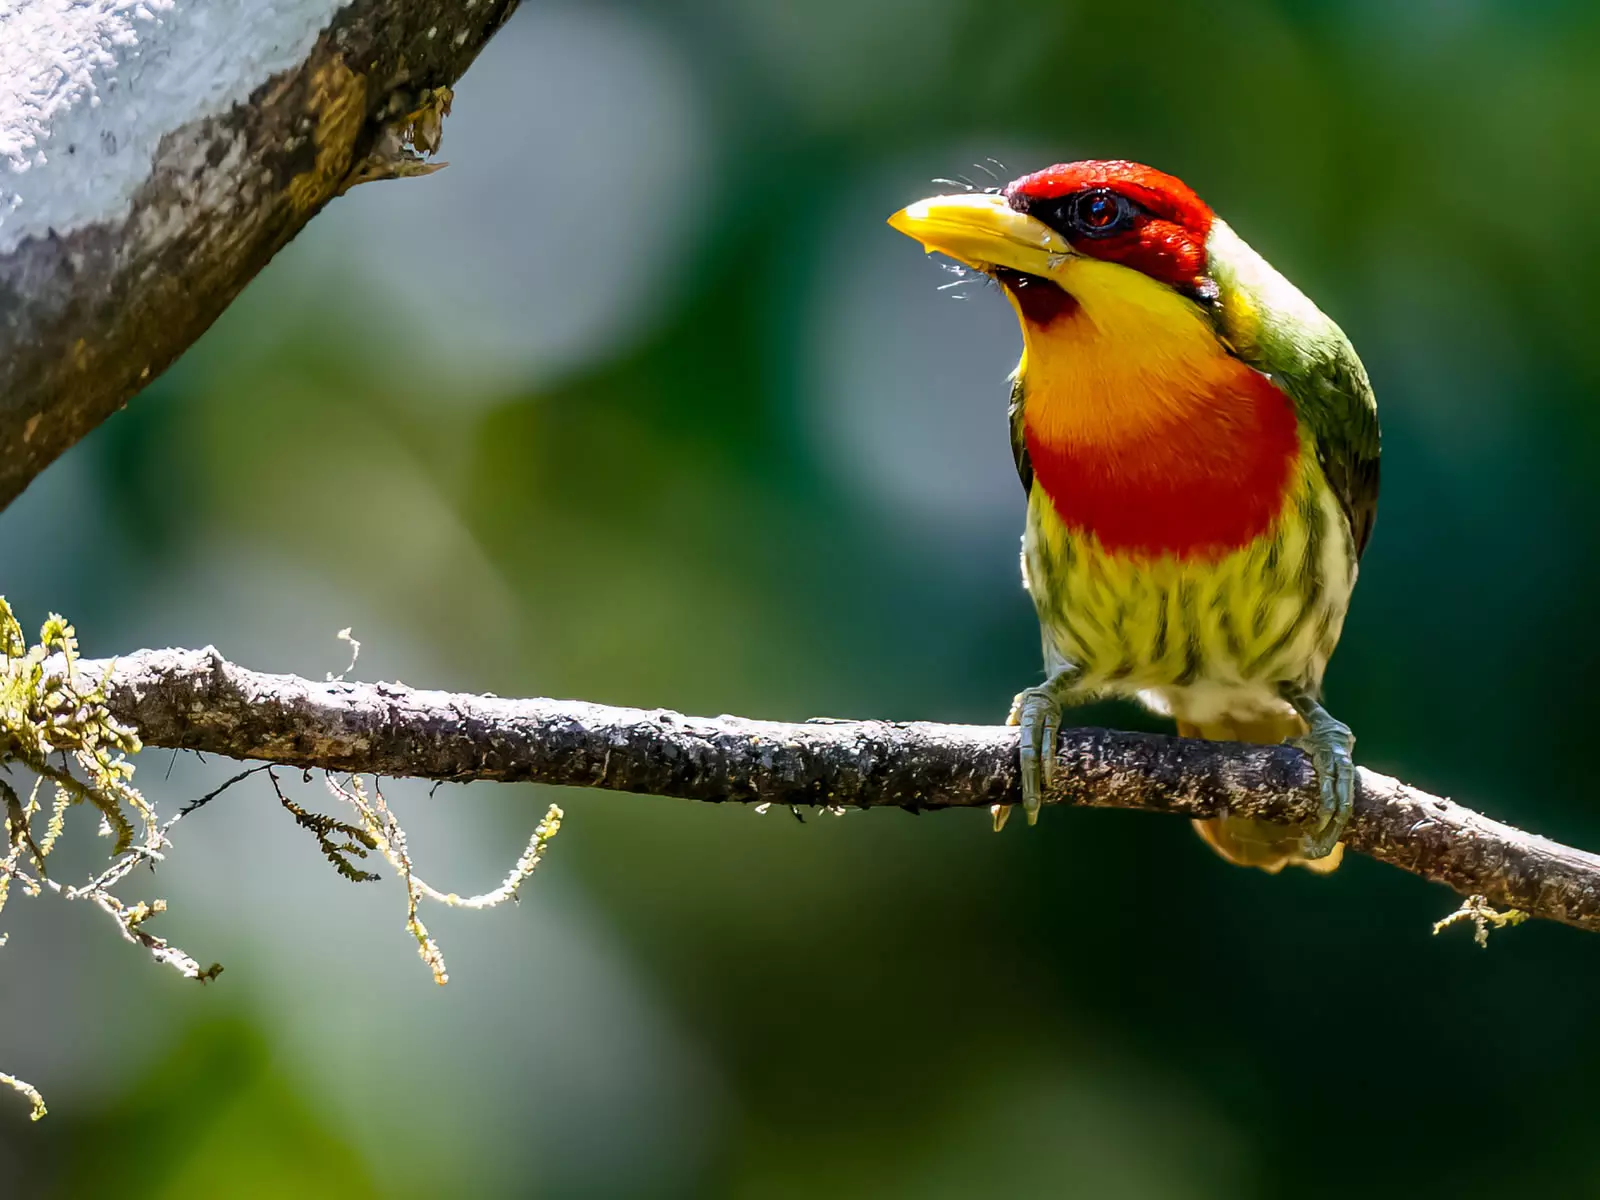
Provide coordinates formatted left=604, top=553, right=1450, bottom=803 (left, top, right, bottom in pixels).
left=1008, top=262, right=1300, bottom=560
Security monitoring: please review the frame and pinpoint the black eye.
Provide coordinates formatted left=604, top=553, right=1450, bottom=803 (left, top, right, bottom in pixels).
left=1068, top=189, right=1132, bottom=237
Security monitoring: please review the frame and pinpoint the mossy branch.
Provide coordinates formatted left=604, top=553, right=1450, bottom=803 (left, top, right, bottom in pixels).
left=0, top=602, right=165, bottom=1120
left=0, top=618, right=560, bottom=1119
left=53, top=644, right=1600, bottom=937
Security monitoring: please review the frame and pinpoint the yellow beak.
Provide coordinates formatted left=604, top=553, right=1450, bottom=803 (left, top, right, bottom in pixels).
left=887, top=191, right=1071, bottom=276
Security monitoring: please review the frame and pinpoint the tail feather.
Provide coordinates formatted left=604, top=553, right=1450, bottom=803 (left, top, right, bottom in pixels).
left=1177, top=714, right=1344, bottom=875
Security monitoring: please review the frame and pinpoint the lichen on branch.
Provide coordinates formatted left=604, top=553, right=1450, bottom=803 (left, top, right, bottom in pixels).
left=0, top=598, right=172, bottom=1121
left=0, top=598, right=150, bottom=852
left=325, top=773, right=563, bottom=985
left=0, top=604, right=566, bottom=1120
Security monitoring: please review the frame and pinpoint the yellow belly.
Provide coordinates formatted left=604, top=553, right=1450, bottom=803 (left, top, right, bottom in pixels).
left=1021, top=445, right=1356, bottom=725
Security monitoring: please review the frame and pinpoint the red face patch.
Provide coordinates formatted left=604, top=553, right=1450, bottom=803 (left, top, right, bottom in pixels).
left=1003, top=160, right=1216, bottom=298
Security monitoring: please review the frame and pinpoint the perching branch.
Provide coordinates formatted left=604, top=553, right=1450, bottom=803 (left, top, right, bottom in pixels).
left=0, top=0, right=522, bottom=513
left=74, top=646, right=1600, bottom=935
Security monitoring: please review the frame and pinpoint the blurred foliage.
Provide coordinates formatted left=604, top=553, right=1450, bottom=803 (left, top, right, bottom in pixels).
left=53, top=1021, right=379, bottom=1199
left=6, top=0, right=1600, bottom=1196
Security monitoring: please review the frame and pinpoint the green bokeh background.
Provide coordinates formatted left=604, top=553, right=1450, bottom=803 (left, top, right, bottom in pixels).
left=6, top=1, right=1600, bottom=1195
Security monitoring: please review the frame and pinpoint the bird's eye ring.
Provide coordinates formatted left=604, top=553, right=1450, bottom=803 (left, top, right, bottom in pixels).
left=1068, top=189, right=1131, bottom=237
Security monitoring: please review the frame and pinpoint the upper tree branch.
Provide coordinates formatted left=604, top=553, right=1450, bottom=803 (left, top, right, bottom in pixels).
left=0, top=0, right=521, bottom=512
left=74, top=647, right=1600, bottom=935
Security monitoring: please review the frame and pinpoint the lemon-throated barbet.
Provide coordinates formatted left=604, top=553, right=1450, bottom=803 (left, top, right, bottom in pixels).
left=890, top=161, right=1378, bottom=872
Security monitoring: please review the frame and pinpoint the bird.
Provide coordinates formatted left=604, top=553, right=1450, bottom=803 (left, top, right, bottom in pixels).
left=888, top=160, right=1378, bottom=872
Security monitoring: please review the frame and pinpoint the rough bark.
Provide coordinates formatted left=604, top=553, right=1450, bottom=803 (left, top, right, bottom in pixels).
left=0, top=0, right=521, bottom=512
left=74, top=646, right=1600, bottom=935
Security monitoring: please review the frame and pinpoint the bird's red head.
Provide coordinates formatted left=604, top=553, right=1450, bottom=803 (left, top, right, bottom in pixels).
left=1003, top=161, right=1216, bottom=300
left=888, top=159, right=1301, bottom=559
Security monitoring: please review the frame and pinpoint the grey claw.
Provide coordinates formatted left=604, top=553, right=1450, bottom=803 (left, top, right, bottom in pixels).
left=1015, top=686, right=1061, bottom=825
left=1292, top=722, right=1355, bottom=860
left=1041, top=702, right=1061, bottom=798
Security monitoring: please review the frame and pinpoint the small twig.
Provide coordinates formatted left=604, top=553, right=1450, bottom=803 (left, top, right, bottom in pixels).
left=178, top=763, right=275, bottom=818
left=61, top=888, right=221, bottom=982
left=406, top=803, right=562, bottom=911
left=0, top=1070, right=45, bottom=1122
left=328, top=775, right=447, bottom=983
left=267, top=768, right=379, bottom=884
left=1433, top=894, right=1530, bottom=948
left=327, top=627, right=361, bottom=682
left=324, top=775, right=563, bottom=983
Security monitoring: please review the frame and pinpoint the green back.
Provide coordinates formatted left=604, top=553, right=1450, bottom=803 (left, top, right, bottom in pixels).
left=1205, top=219, right=1381, bottom=558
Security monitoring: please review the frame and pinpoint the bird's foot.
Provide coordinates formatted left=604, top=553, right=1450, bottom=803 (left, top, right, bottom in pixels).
left=1002, top=668, right=1080, bottom=827
left=1285, top=700, right=1355, bottom=860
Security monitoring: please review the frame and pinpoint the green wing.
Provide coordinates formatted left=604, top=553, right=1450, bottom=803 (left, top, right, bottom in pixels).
left=1008, top=374, right=1033, bottom=495
left=1265, top=340, right=1380, bottom=559
left=1206, top=220, right=1381, bottom=558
